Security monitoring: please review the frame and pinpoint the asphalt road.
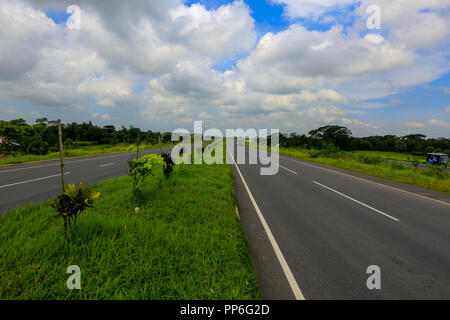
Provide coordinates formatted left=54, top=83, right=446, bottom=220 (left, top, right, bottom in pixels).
left=1, top=144, right=449, bottom=299
left=0, top=147, right=171, bottom=215
left=230, top=144, right=450, bottom=300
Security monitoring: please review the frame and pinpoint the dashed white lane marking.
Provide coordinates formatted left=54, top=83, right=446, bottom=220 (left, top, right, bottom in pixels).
left=0, top=148, right=172, bottom=174
left=99, top=163, right=115, bottom=168
left=279, top=165, right=298, bottom=175
left=228, top=147, right=305, bottom=300
left=313, top=181, right=400, bottom=222
left=0, top=172, right=72, bottom=188
left=282, top=155, right=450, bottom=207
left=247, top=148, right=298, bottom=175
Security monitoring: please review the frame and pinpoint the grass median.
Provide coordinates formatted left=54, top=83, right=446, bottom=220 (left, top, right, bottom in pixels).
left=278, top=147, right=450, bottom=194
left=0, top=163, right=260, bottom=300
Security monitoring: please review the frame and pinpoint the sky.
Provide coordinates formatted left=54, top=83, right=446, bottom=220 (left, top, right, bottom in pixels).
left=0, top=0, right=449, bottom=137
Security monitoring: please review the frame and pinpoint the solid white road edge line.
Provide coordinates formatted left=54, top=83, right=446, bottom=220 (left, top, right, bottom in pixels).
left=227, top=147, right=305, bottom=300
left=313, top=180, right=400, bottom=222
left=0, top=172, right=72, bottom=188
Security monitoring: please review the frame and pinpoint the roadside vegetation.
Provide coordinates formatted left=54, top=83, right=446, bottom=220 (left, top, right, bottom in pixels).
left=249, top=125, right=449, bottom=193
left=0, top=118, right=175, bottom=165
left=278, top=126, right=450, bottom=156
left=278, top=145, right=450, bottom=194
left=0, top=162, right=259, bottom=299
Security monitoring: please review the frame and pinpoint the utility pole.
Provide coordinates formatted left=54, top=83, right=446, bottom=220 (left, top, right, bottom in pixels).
left=159, top=134, right=162, bottom=154
left=58, top=120, right=66, bottom=192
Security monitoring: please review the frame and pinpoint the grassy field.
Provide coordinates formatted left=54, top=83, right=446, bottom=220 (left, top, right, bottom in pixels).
left=352, top=150, right=424, bottom=163
left=0, top=143, right=174, bottom=166
left=278, top=147, right=450, bottom=194
left=0, top=164, right=260, bottom=300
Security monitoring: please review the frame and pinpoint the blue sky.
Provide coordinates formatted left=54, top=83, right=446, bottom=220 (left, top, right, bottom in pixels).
left=1, top=0, right=450, bottom=137
left=184, top=0, right=450, bottom=136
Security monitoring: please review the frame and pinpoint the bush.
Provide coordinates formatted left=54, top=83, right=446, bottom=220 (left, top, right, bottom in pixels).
left=127, top=153, right=166, bottom=195
left=427, top=165, right=447, bottom=180
left=411, top=159, right=421, bottom=168
left=357, top=155, right=384, bottom=165
left=391, top=162, right=406, bottom=170
left=50, top=183, right=100, bottom=238
left=161, top=152, right=175, bottom=178
left=317, top=143, right=342, bottom=158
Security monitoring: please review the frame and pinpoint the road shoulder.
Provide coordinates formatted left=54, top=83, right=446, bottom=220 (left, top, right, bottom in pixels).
left=230, top=163, right=296, bottom=300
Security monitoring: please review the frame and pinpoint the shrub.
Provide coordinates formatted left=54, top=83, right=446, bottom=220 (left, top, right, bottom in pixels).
left=50, top=183, right=100, bottom=238
left=127, top=153, right=166, bottom=195
left=391, top=162, right=406, bottom=170
left=357, top=155, right=384, bottom=165
left=411, top=159, right=421, bottom=168
left=161, top=152, right=175, bottom=178
left=427, top=165, right=447, bottom=180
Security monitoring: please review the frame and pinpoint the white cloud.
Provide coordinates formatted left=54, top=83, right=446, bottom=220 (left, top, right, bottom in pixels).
left=429, top=119, right=450, bottom=128
left=446, top=106, right=450, bottom=113
left=405, top=122, right=425, bottom=129
left=0, top=0, right=449, bottom=137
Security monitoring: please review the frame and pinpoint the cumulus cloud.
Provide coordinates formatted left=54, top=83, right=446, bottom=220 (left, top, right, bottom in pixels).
left=429, top=119, right=450, bottom=128
left=0, top=0, right=449, bottom=136
left=405, top=122, right=425, bottom=129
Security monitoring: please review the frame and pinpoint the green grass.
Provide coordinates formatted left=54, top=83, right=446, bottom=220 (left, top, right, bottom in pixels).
left=0, top=164, right=260, bottom=300
left=351, top=150, right=424, bottom=163
left=0, top=143, right=174, bottom=166
left=279, top=147, right=450, bottom=194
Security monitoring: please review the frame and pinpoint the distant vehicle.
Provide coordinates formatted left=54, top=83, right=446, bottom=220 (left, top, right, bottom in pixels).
left=426, top=153, right=449, bottom=167
left=0, top=137, right=20, bottom=146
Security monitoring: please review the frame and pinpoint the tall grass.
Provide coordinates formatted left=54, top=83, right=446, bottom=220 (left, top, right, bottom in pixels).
left=280, top=147, right=450, bottom=194
left=0, top=164, right=259, bottom=300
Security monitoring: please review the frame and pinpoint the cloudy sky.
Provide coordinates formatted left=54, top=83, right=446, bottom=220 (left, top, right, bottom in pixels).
left=0, top=0, right=449, bottom=137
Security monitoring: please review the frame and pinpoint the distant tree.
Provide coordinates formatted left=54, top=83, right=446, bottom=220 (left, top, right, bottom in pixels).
left=309, top=125, right=352, bottom=150
left=35, top=118, right=48, bottom=125
left=394, top=140, right=407, bottom=153
left=9, top=119, right=27, bottom=126
left=403, top=134, right=426, bottom=141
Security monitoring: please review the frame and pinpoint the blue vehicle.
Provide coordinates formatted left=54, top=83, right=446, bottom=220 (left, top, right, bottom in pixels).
left=427, top=153, right=449, bottom=167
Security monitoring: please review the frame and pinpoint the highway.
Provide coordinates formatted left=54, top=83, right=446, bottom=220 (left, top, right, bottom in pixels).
left=230, top=145, right=450, bottom=300
left=0, top=147, right=171, bottom=215
left=1, top=144, right=449, bottom=300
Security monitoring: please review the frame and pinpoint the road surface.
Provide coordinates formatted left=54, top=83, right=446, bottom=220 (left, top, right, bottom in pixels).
left=0, top=147, right=171, bottom=215
left=230, top=144, right=450, bottom=300
left=1, top=144, right=449, bottom=300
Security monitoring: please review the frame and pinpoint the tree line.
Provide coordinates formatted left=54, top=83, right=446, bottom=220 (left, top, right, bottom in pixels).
left=0, top=118, right=173, bottom=156
left=1, top=120, right=449, bottom=156
left=278, top=125, right=450, bottom=155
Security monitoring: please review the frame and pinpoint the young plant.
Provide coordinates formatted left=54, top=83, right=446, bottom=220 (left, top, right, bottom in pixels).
left=411, top=159, right=421, bottom=169
left=50, top=183, right=100, bottom=238
left=161, top=152, right=175, bottom=178
left=127, top=153, right=166, bottom=195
